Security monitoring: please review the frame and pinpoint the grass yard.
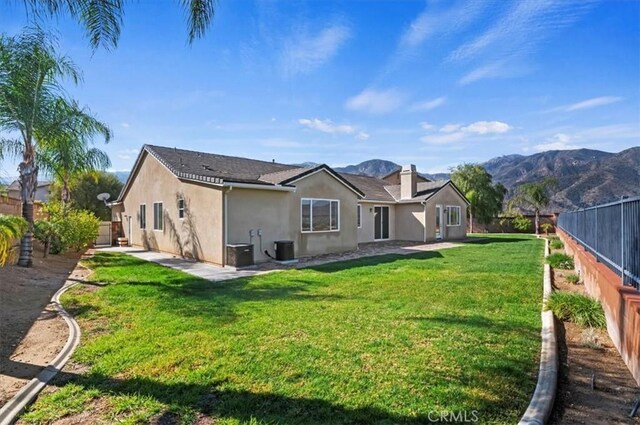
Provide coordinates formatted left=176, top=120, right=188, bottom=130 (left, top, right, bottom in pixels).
left=22, top=235, right=544, bottom=424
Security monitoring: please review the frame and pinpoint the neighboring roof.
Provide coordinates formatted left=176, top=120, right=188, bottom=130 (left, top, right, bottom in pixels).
left=339, top=173, right=396, bottom=202
left=7, top=180, right=52, bottom=190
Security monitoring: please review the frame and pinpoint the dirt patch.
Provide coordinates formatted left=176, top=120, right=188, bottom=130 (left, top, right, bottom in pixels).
left=0, top=243, right=85, bottom=405
left=550, top=254, right=640, bottom=424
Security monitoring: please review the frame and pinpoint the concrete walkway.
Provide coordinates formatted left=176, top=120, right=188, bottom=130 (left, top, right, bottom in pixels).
left=99, top=240, right=467, bottom=282
left=98, top=247, right=265, bottom=282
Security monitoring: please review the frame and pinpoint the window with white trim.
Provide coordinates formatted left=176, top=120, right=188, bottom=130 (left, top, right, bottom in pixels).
left=357, top=204, right=362, bottom=228
left=301, top=198, right=340, bottom=232
left=139, top=204, right=146, bottom=229
left=153, top=202, right=163, bottom=231
left=446, top=205, right=461, bottom=226
left=177, top=198, right=185, bottom=219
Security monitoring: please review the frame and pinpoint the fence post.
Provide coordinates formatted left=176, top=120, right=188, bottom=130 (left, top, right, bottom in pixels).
left=621, top=198, right=625, bottom=285
left=595, top=206, right=599, bottom=262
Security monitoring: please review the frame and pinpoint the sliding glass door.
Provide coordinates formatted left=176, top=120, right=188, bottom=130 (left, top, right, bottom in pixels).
left=374, top=206, right=390, bottom=240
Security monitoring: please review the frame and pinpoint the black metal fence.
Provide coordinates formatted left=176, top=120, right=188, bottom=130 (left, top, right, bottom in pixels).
left=557, top=196, right=640, bottom=290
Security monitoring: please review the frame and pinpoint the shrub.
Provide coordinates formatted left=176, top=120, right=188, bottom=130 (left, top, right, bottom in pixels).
left=540, top=223, right=553, bottom=234
left=547, top=253, right=574, bottom=269
left=546, top=292, right=606, bottom=328
left=550, top=239, right=564, bottom=250
left=0, top=214, right=27, bottom=266
left=36, top=202, right=101, bottom=254
left=566, top=273, right=580, bottom=284
left=512, top=214, right=533, bottom=233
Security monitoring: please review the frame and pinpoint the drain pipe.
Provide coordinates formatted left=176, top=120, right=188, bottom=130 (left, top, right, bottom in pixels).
left=223, top=187, right=231, bottom=267
left=421, top=200, right=427, bottom=242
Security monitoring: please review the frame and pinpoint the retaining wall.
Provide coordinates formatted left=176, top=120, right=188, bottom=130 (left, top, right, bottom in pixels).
left=558, top=229, right=640, bottom=385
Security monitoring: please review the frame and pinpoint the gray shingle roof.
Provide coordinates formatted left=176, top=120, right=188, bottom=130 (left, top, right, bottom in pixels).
left=339, top=173, right=396, bottom=202
left=146, top=145, right=298, bottom=185
left=384, top=180, right=449, bottom=202
left=138, top=145, right=364, bottom=197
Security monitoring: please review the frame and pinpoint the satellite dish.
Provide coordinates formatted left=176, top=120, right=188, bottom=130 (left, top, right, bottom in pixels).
left=97, top=193, right=111, bottom=201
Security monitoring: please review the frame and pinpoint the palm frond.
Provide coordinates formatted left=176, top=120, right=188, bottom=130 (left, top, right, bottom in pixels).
left=181, top=0, right=216, bottom=43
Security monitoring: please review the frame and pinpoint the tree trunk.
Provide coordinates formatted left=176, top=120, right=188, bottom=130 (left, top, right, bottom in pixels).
left=534, top=209, right=540, bottom=236
left=469, top=210, right=474, bottom=234
left=18, top=155, right=38, bottom=267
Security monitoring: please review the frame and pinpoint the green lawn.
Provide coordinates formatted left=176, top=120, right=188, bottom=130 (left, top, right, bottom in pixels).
left=22, top=235, right=544, bottom=424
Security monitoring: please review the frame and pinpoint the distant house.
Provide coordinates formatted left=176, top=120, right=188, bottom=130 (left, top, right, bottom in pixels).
left=113, top=145, right=469, bottom=266
left=6, top=180, right=53, bottom=202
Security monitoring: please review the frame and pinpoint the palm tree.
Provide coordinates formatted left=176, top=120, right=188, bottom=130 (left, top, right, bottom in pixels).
left=0, top=214, right=27, bottom=266
left=38, top=99, right=111, bottom=207
left=0, top=28, right=107, bottom=266
left=17, top=0, right=216, bottom=49
left=510, top=177, right=558, bottom=235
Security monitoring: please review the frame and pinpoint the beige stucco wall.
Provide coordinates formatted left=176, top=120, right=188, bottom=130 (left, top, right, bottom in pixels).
left=357, top=201, right=396, bottom=243
left=395, top=203, right=426, bottom=241
left=226, top=188, right=291, bottom=263
left=228, top=169, right=359, bottom=262
left=424, top=184, right=468, bottom=241
left=119, top=152, right=225, bottom=264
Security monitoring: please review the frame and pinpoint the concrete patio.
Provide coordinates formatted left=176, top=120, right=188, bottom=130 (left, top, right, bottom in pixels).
left=98, top=239, right=467, bottom=282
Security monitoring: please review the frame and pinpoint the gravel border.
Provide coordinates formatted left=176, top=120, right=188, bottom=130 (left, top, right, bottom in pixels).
left=0, top=278, right=82, bottom=425
left=519, top=238, right=558, bottom=425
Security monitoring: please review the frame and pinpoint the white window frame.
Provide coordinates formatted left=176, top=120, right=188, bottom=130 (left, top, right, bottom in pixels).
left=139, top=204, right=146, bottom=230
left=177, top=198, right=185, bottom=220
left=153, top=202, right=164, bottom=231
left=301, top=198, right=340, bottom=233
left=446, top=205, right=461, bottom=227
left=357, top=204, right=362, bottom=228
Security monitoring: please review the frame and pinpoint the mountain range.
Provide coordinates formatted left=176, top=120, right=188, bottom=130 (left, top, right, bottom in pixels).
left=331, top=147, right=640, bottom=211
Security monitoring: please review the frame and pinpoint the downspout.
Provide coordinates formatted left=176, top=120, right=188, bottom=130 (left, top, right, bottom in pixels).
left=421, top=200, right=427, bottom=243
left=223, top=187, right=232, bottom=267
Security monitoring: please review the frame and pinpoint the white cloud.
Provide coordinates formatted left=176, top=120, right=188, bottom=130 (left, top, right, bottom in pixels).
left=533, top=133, right=580, bottom=151
left=440, top=123, right=462, bottom=133
left=281, top=24, right=351, bottom=77
left=462, top=120, right=512, bottom=134
left=449, top=1, right=592, bottom=63
left=356, top=131, right=370, bottom=141
left=421, top=132, right=467, bottom=145
left=422, top=120, right=513, bottom=145
left=449, top=0, right=594, bottom=84
left=458, top=61, right=508, bottom=85
left=345, top=88, right=404, bottom=114
left=409, top=96, right=447, bottom=111
left=121, top=122, right=130, bottom=128
left=420, top=122, right=436, bottom=131
left=400, top=2, right=488, bottom=49
left=546, top=96, right=622, bottom=112
left=298, top=118, right=355, bottom=135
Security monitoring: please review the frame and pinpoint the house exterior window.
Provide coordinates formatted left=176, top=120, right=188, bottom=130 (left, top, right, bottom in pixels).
left=153, top=202, right=163, bottom=231
left=301, top=198, right=340, bottom=232
left=178, top=198, right=185, bottom=219
left=139, top=204, right=146, bottom=229
left=357, top=204, right=362, bottom=228
left=446, top=205, right=461, bottom=226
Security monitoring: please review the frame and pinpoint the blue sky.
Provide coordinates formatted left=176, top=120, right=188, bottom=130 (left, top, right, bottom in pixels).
left=1, top=0, right=639, bottom=177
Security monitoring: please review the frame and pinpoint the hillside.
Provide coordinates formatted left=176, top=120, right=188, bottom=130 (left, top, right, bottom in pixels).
left=328, top=148, right=640, bottom=211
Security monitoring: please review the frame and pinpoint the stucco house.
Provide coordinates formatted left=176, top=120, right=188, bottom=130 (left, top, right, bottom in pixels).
left=113, top=145, right=468, bottom=266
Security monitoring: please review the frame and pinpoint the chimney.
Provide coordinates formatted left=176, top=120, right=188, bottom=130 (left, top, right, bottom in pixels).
left=400, top=164, right=417, bottom=200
